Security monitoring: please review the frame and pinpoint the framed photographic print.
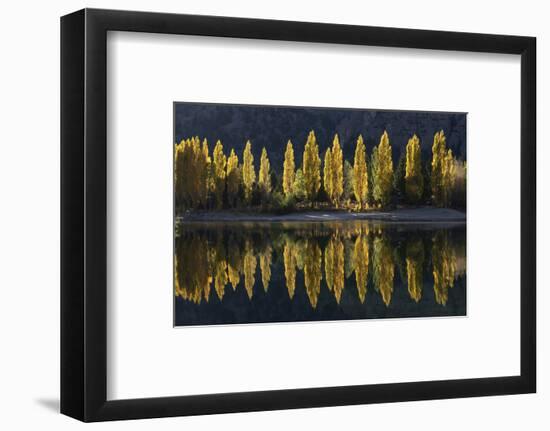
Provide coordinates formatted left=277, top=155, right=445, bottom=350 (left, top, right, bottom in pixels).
left=61, top=8, right=536, bottom=422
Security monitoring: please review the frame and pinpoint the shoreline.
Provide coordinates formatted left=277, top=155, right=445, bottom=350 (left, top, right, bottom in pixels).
left=177, top=207, right=466, bottom=223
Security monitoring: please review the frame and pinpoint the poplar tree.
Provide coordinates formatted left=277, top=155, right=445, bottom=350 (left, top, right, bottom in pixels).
left=405, top=134, right=424, bottom=204
left=302, top=130, right=321, bottom=205
left=226, top=149, right=240, bottom=207
left=323, top=148, right=333, bottom=202
left=190, top=137, right=202, bottom=207
left=190, top=136, right=202, bottom=208
left=199, top=139, right=210, bottom=208
left=242, top=140, right=255, bottom=204
left=212, top=140, right=226, bottom=208
left=353, top=134, right=368, bottom=209
left=369, top=147, right=378, bottom=206
left=393, top=153, right=406, bottom=204
left=258, top=147, right=272, bottom=195
left=431, top=130, right=455, bottom=207
left=331, top=134, right=344, bottom=207
left=343, top=160, right=354, bottom=201
left=442, top=148, right=456, bottom=206
left=283, top=140, right=295, bottom=198
left=174, top=140, right=186, bottom=209
left=373, top=131, right=394, bottom=207
left=293, top=169, right=306, bottom=200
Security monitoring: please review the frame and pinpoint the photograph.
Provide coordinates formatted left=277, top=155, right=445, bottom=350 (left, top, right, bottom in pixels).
left=174, top=102, right=467, bottom=326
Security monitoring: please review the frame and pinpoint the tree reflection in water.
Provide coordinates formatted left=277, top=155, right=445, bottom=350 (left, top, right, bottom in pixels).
left=174, top=221, right=466, bottom=325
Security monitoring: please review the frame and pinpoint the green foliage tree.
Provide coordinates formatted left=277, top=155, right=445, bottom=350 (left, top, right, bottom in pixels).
left=283, top=140, right=296, bottom=198
left=302, top=130, right=321, bottom=205
left=352, top=134, right=368, bottom=209
left=242, top=140, right=256, bottom=204
left=293, top=168, right=306, bottom=201
left=393, top=153, right=406, bottom=203
left=452, top=160, right=467, bottom=208
left=372, top=131, right=394, bottom=207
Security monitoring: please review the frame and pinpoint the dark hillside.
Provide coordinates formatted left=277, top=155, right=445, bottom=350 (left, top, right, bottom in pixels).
left=175, top=102, right=466, bottom=173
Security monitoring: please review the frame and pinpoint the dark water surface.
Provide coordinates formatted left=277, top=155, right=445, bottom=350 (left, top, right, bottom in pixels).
left=174, top=221, right=466, bottom=326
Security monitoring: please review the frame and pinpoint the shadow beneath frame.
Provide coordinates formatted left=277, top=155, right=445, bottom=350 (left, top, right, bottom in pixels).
left=35, top=398, right=60, bottom=413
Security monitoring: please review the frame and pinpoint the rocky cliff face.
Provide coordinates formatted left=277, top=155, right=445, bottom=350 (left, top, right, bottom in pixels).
left=174, top=102, right=467, bottom=173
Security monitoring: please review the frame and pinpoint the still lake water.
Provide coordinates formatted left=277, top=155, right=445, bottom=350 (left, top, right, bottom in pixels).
left=174, top=220, right=466, bottom=326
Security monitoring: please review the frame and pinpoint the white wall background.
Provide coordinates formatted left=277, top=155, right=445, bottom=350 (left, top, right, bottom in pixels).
left=0, top=0, right=547, bottom=429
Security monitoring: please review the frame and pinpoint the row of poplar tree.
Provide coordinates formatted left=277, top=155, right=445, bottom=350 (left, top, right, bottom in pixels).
left=174, top=129, right=466, bottom=211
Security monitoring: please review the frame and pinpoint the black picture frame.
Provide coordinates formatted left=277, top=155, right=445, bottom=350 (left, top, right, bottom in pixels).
left=61, top=8, right=536, bottom=422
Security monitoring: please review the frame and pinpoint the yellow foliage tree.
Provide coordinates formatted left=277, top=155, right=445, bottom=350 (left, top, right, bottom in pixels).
left=330, top=134, right=344, bottom=207
left=431, top=130, right=456, bottom=207
left=323, top=147, right=333, bottom=202
left=373, top=131, right=394, bottom=207
left=212, top=140, right=226, bottom=208
left=258, top=147, right=272, bottom=195
left=283, top=140, right=295, bottom=198
left=174, top=140, right=186, bottom=209
left=226, top=148, right=240, bottom=208
left=199, top=138, right=210, bottom=208
left=302, top=130, right=321, bottom=205
left=405, top=134, right=424, bottom=204
left=443, top=148, right=456, bottom=206
left=242, top=140, right=255, bottom=204
left=175, top=137, right=210, bottom=210
left=353, top=134, right=369, bottom=209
